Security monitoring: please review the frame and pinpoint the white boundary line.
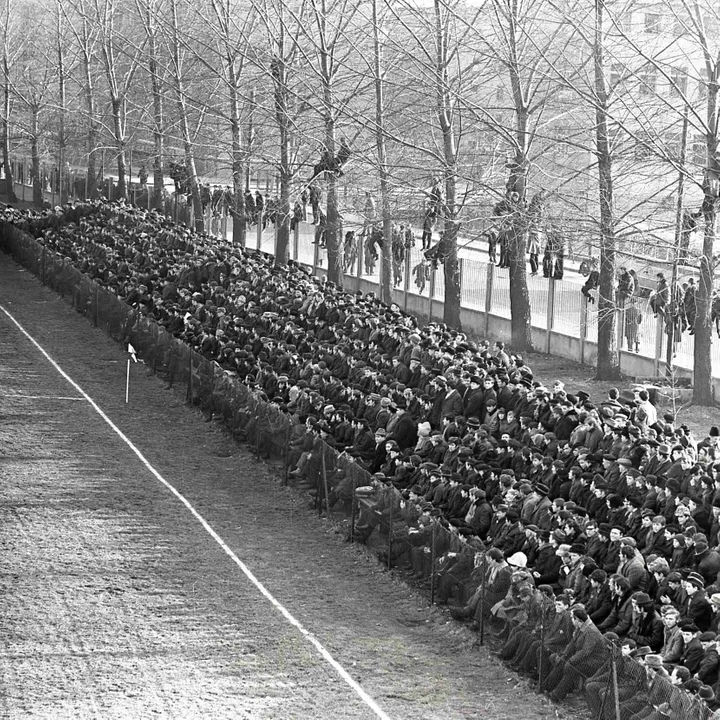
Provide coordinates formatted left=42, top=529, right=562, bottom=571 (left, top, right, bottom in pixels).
left=0, top=303, right=393, bottom=720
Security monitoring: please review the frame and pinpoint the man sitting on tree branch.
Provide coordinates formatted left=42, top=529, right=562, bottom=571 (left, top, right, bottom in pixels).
left=308, top=138, right=352, bottom=182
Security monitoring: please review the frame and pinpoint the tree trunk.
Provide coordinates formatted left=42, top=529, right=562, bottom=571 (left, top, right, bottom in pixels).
left=145, top=0, right=164, bottom=211
left=593, top=0, right=620, bottom=380
left=170, top=0, right=203, bottom=232
left=434, top=0, right=461, bottom=330
left=311, top=0, right=342, bottom=285
left=505, top=154, right=533, bottom=350
left=692, top=84, right=719, bottom=403
left=443, top=219, right=462, bottom=329
left=272, top=53, right=291, bottom=266
left=229, top=77, right=246, bottom=247
left=693, top=213, right=715, bottom=404
left=31, top=108, right=43, bottom=207
left=83, top=49, right=99, bottom=200
left=1, top=45, right=17, bottom=203
left=372, top=0, right=392, bottom=304
left=111, top=98, right=127, bottom=199
left=56, top=3, right=68, bottom=204
left=326, top=166, right=342, bottom=287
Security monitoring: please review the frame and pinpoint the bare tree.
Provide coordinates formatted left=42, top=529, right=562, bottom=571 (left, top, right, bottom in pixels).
left=0, top=0, right=20, bottom=202
left=167, top=0, right=204, bottom=231
left=460, top=0, right=574, bottom=350
left=12, top=15, right=57, bottom=207
left=62, top=0, right=102, bottom=199
left=135, top=0, right=166, bottom=210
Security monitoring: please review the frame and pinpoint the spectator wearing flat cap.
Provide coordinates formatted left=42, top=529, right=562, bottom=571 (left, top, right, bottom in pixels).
left=679, top=623, right=705, bottom=674
left=527, top=483, right=553, bottom=531
left=695, top=631, right=720, bottom=686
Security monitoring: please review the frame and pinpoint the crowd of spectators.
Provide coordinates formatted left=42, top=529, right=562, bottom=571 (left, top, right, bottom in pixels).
left=4, top=198, right=720, bottom=718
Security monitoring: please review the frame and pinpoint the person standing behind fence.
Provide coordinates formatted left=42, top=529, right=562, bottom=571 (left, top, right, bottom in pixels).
left=617, top=266, right=635, bottom=306
left=683, top=278, right=697, bottom=335
left=650, top=272, right=669, bottom=318
left=363, top=191, right=376, bottom=233
left=309, top=184, right=321, bottom=224
left=527, top=191, right=545, bottom=277
left=625, top=297, right=642, bottom=353
left=421, top=206, right=436, bottom=250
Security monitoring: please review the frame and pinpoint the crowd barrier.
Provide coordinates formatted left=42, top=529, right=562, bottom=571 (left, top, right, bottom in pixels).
left=0, top=220, right=714, bottom=720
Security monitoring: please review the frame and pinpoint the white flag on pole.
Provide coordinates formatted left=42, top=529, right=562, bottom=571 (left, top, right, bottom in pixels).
left=128, top=343, right=137, bottom=362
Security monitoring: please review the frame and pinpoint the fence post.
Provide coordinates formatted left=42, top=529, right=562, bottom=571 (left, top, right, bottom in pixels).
left=616, top=297, right=625, bottom=375
left=429, top=521, right=437, bottom=605
left=611, top=651, right=621, bottom=720
left=655, top=314, right=664, bottom=377
left=403, top=244, right=412, bottom=312
left=428, top=268, right=436, bottom=323
left=579, top=292, right=588, bottom=365
left=283, top=425, right=290, bottom=486
left=321, top=446, right=331, bottom=517
left=313, top=229, right=320, bottom=276
left=41, top=245, right=46, bottom=286
left=479, top=551, right=487, bottom=645
left=387, top=509, right=393, bottom=571
left=537, top=600, right=545, bottom=690
left=484, top=263, right=494, bottom=338
left=546, top=277, right=556, bottom=354
left=256, top=218, right=262, bottom=251
left=153, top=324, right=159, bottom=375
left=94, top=285, right=99, bottom=327
left=187, top=353, right=193, bottom=404
left=350, top=484, right=357, bottom=542
left=458, top=258, right=464, bottom=305
left=255, top=412, right=261, bottom=459
left=356, top=233, right=364, bottom=291
left=293, top=221, right=300, bottom=261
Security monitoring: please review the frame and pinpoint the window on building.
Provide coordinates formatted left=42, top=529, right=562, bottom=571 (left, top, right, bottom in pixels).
left=645, top=13, right=661, bottom=33
left=610, top=63, right=624, bottom=88
left=672, top=17, right=687, bottom=37
left=638, top=67, right=657, bottom=95
left=692, top=134, right=706, bottom=165
left=698, top=68, right=709, bottom=100
left=671, top=67, right=688, bottom=96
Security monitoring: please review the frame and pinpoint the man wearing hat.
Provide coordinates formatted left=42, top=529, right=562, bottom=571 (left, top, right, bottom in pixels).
left=368, top=427, right=389, bottom=474
left=558, top=543, right=586, bottom=596
left=626, top=591, right=663, bottom=650
left=385, top=397, right=418, bottom=451
left=618, top=542, right=648, bottom=591
left=527, top=482, right=552, bottom=531
left=682, top=571, right=713, bottom=631
left=695, top=631, right=720, bottom=686
left=531, top=529, right=563, bottom=591
left=584, top=522, right=608, bottom=568
left=544, top=606, right=608, bottom=702
left=679, top=622, right=704, bottom=674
